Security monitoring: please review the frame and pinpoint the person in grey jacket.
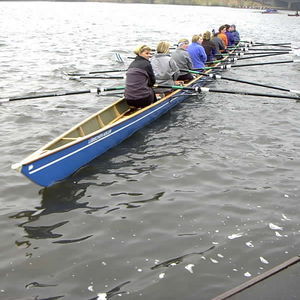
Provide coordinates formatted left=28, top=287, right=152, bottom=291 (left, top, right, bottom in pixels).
left=151, top=41, right=180, bottom=94
left=171, top=38, right=194, bottom=81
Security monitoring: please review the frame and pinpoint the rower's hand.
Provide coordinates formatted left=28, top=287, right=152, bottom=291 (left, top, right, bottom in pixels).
left=175, top=81, right=184, bottom=86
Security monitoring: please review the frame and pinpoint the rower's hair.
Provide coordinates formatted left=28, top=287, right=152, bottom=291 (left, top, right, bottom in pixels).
left=177, top=38, right=189, bottom=47
left=219, top=25, right=226, bottom=32
left=156, top=41, right=170, bottom=54
left=192, top=34, right=202, bottom=43
left=203, top=31, right=212, bottom=41
left=134, top=45, right=152, bottom=55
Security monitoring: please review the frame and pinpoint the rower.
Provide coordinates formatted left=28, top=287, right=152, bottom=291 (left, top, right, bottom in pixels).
left=187, top=34, right=207, bottom=70
left=151, top=41, right=181, bottom=95
left=230, top=24, right=240, bottom=45
left=124, top=45, right=157, bottom=109
left=202, top=31, right=217, bottom=63
left=211, top=30, right=226, bottom=59
left=217, top=25, right=228, bottom=49
left=171, top=38, right=194, bottom=81
left=224, top=24, right=235, bottom=47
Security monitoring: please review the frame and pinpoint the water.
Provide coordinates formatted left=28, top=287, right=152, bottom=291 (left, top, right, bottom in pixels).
left=1, top=2, right=300, bottom=299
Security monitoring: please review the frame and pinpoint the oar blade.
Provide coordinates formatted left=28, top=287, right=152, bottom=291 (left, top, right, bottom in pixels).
left=114, top=52, right=125, bottom=63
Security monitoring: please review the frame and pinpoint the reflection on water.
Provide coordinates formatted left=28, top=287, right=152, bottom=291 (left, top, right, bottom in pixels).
left=117, top=191, right=165, bottom=209
left=22, top=221, right=68, bottom=240
left=151, top=245, right=215, bottom=270
left=10, top=181, right=107, bottom=248
left=88, top=281, right=131, bottom=300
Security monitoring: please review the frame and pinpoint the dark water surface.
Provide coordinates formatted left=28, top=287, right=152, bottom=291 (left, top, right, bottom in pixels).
left=1, top=2, right=300, bottom=299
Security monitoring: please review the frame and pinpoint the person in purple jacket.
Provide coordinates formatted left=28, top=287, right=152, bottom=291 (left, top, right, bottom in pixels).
left=125, top=45, right=157, bottom=108
left=224, top=24, right=235, bottom=47
left=230, top=24, right=240, bottom=45
left=187, top=34, right=207, bottom=69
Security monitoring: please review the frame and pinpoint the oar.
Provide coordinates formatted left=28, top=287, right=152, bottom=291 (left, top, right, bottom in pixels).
left=192, top=64, right=233, bottom=71
left=236, top=52, right=291, bottom=60
left=65, top=69, right=127, bottom=76
left=0, top=86, right=125, bottom=103
left=67, top=75, right=125, bottom=80
left=242, top=48, right=292, bottom=51
left=231, top=59, right=298, bottom=68
left=180, top=69, right=300, bottom=95
left=68, top=44, right=243, bottom=77
left=114, top=52, right=125, bottom=63
left=154, top=84, right=300, bottom=101
left=252, top=42, right=291, bottom=47
left=242, top=51, right=291, bottom=55
left=240, top=41, right=291, bottom=47
left=204, top=59, right=299, bottom=70
left=206, top=59, right=223, bottom=64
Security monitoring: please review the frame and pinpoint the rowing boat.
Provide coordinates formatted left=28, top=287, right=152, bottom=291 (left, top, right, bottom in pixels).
left=12, top=44, right=243, bottom=187
left=12, top=43, right=243, bottom=187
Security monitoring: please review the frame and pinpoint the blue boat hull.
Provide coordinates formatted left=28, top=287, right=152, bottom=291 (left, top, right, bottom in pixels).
left=20, top=84, right=204, bottom=187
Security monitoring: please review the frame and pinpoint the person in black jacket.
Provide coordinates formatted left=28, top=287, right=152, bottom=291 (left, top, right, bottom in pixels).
left=125, top=45, right=157, bottom=108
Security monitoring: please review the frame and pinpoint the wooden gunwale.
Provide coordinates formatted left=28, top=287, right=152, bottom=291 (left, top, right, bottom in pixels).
left=19, top=49, right=235, bottom=166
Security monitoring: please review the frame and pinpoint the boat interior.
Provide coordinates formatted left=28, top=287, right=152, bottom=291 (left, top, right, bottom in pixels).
left=43, top=52, right=232, bottom=153
left=46, top=98, right=133, bottom=150
left=44, top=80, right=197, bottom=152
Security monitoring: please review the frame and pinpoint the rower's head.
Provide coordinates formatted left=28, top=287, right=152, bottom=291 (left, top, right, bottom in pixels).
left=219, top=25, right=226, bottom=33
left=203, top=31, right=212, bottom=41
left=177, top=38, right=189, bottom=49
left=192, top=34, right=203, bottom=44
left=156, top=41, right=171, bottom=54
left=134, top=45, right=152, bottom=60
left=224, top=24, right=230, bottom=31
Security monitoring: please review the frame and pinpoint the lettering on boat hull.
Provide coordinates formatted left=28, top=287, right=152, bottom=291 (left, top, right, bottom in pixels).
left=88, top=129, right=112, bottom=144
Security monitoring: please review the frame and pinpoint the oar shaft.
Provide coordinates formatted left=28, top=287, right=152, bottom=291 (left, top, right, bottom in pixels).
left=0, top=86, right=125, bottom=102
left=180, top=69, right=208, bottom=76
left=1, top=90, right=93, bottom=102
left=253, top=42, right=291, bottom=47
left=232, top=60, right=294, bottom=68
left=243, top=51, right=291, bottom=55
left=243, top=48, right=292, bottom=51
left=205, top=88, right=300, bottom=100
left=180, top=69, right=299, bottom=94
left=154, top=85, right=300, bottom=100
left=67, top=69, right=127, bottom=76
left=70, top=75, right=124, bottom=79
left=237, top=52, right=290, bottom=60
left=155, top=84, right=195, bottom=91
left=215, top=75, right=290, bottom=92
